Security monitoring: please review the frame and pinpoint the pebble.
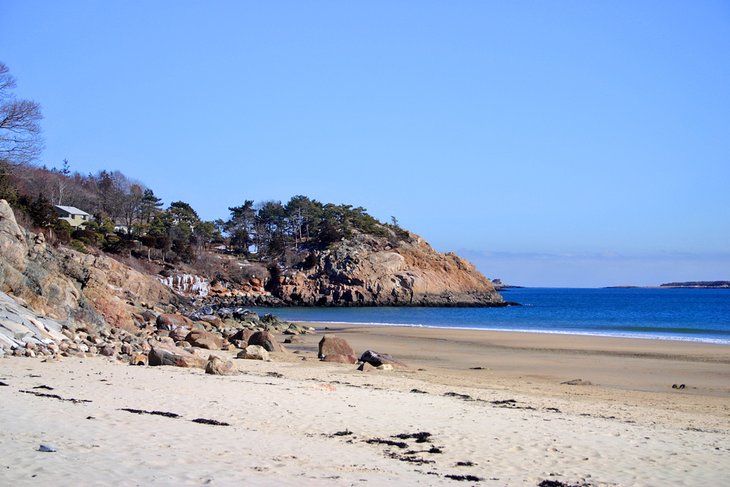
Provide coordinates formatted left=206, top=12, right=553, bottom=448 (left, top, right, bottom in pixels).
left=38, top=444, right=57, bottom=453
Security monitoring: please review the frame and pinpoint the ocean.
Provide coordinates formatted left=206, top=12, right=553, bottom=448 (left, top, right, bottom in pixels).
left=253, top=288, right=730, bottom=344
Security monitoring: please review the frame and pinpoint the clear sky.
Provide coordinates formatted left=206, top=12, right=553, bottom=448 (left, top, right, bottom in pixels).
left=2, top=1, right=729, bottom=287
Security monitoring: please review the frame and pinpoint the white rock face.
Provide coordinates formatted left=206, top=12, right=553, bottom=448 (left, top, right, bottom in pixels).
left=0, top=291, right=66, bottom=352
left=159, top=274, right=209, bottom=297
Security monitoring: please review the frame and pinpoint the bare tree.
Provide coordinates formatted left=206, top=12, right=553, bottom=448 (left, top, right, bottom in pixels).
left=0, top=62, right=43, bottom=167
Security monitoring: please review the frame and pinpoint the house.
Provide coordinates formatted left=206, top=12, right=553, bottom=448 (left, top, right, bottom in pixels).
left=54, top=205, right=91, bottom=228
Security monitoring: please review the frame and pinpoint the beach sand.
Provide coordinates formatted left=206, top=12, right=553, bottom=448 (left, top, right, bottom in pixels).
left=1, top=325, right=728, bottom=486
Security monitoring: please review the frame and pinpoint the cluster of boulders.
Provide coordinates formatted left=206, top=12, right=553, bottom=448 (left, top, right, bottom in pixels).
left=1, top=290, right=313, bottom=368
left=318, top=335, right=406, bottom=372
left=2, top=286, right=408, bottom=375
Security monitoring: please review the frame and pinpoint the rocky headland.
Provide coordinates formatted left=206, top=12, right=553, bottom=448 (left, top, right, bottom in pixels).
left=266, top=231, right=505, bottom=307
left=1, top=198, right=504, bottom=364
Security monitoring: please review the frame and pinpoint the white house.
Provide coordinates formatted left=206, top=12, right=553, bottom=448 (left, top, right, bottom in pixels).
left=54, top=205, right=91, bottom=228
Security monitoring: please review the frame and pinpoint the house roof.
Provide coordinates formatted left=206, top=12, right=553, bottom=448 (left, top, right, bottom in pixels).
left=55, top=205, right=91, bottom=216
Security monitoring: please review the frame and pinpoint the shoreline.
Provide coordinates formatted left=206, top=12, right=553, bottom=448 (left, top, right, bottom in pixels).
left=291, top=323, right=730, bottom=407
left=288, top=319, right=730, bottom=345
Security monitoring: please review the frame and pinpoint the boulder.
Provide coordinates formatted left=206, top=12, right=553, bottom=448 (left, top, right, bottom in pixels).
left=359, top=350, right=406, bottom=368
left=185, top=329, right=223, bottom=350
left=322, top=354, right=357, bottom=364
left=318, top=336, right=355, bottom=359
left=248, top=331, right=286, bottom=353
left=230, top=329, right=255, bottom=344
left=156, top=314, right=193, bottom=330
left=148, top=345, right=207, bottom=368
left=199, top=315, right=223, bottom=327
left=205, top=355, right=237, bottom=375
left=141, top=310, right=157, bottom=323
left=236, top=345, right=270, bottom=361
left=169, top=327, right=190, bottom=342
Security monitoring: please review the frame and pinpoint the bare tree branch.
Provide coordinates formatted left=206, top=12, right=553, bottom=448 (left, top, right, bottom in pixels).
left=0, top=62, right=44, bottom=166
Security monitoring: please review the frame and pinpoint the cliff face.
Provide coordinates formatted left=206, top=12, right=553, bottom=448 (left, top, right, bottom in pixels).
left=271, top=232, right=505, bottom=307
left=0, top=200, right=177, bottom=331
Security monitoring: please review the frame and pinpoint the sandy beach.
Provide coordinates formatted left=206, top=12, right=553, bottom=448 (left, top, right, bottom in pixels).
left=1, top=325, right=728, bottom=486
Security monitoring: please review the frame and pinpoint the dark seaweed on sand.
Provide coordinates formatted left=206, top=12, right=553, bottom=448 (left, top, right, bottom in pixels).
left=192, top=418, right=230, bottom=426
left=443, top=392, right=473, bottom=400
left=393, top=432, right=432, bottom=443
left=445, top=474, right=483, bottom=481
left=538, top=481, right=592, bottom=487
left=119, top=408, right=180, bottom=418
left=366, top=438, right=408, bottom=449
left=20, top=389, right=91, bottom=403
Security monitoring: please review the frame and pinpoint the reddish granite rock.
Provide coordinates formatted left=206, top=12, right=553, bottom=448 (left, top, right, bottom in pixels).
left=148, top=345, right=207, bottom=368
left=169, top=327, right=190, bottom=342
left=248, top=331, right=286, bottom=353
left=322, top=354, right=357, bottom=364
left=185, top=329, right=223, bottom=350
left=231, top=329, right=255, bottom=344
left=156, top=314, right=193, bottom=330
left=318, top=336, right=355, bottom=359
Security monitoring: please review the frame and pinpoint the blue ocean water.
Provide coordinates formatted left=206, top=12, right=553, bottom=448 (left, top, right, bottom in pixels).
left=253, top=288, right=730, bottom=344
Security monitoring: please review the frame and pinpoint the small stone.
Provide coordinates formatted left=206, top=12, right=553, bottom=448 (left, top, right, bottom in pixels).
left=130, top=353, right=148, bottom=366
left=100, top=345, right=116, bottom=357
left=38, top=444, right=57, bottom=452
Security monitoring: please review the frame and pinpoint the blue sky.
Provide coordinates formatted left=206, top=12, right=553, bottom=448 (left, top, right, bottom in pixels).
left=2, top=1, right=729, bottom=287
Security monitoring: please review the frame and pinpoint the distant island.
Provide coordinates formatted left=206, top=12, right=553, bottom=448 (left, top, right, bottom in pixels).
left=659, top=281, right=730, bottom=289
left=607, top=281, right=729, bottom=289
left=491, top=279, right=524, bottom=290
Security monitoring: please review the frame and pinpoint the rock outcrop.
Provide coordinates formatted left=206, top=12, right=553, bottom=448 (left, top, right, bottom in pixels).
left=270, top=231, right=504, bottom=307
left=0, top=199, right=177, bottom=333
